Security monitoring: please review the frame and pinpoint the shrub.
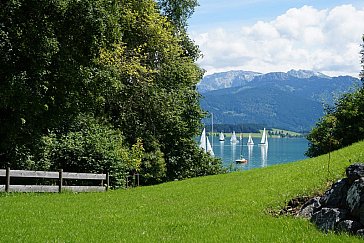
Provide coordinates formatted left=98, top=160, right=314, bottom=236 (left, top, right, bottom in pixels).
left=40, top=115, right=135, bottom=188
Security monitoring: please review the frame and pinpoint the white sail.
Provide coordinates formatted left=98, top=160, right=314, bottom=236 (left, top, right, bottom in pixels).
left=259, top=128, right=268, bottom=146
left=230, top=131, right=238, bottom=143
left=199, top=128, right=214, bottom=156
left=265, top=130, right=268, bottom=145
left=199, top=128, right=207, bottom=151
left=206, top=137, right=214, bottom=156
left=260, top=128, right=266, bottom=144
left=219, top=132, right=225, bottom=141
left=247, top=133, right=254, bottom=145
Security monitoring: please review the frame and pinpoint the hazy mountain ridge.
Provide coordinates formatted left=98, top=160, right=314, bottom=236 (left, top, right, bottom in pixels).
left=199, top=70, right=360, bottom=131
left=198, top=70, right=262, bottom=93
left=198, top=69, right=338, bottom=93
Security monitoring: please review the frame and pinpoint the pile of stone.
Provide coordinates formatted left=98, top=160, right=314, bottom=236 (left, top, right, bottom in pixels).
left=299, top=163, right=364, bottom=236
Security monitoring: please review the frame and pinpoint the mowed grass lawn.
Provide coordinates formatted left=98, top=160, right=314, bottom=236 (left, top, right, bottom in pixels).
left=2, top=142, right=364, bottom=242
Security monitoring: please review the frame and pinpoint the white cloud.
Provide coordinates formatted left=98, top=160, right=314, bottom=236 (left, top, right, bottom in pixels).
left=191, top=4, right=364, bottom=77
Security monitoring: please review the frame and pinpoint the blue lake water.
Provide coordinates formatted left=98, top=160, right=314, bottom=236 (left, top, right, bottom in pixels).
left=208, top=136, right=309, bottom=171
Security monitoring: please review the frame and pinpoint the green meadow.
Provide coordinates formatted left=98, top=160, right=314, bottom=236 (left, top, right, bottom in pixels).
left=2, top=141, right=364, bottom=242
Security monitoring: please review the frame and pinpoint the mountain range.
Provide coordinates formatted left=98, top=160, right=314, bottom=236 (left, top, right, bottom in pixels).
left=198, top=70, right=360, bottom=132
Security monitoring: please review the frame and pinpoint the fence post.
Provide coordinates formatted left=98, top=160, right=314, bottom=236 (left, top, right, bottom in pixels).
left=106, top=172, right=109, bottom=191
left=58, top=169, right=63, bottom=193
left=5, top=167, right=10, bottom=192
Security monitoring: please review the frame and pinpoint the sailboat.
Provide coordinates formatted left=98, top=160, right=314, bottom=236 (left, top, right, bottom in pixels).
left=247, top=133, right=254, bottom=145
left=236, top=133, right=248, bottom=163
left=230, top=131, right=238, bottom=143
left=199, top=128, right=214, bottom=156
left=259, top=128, right=268, bottom=146
left=219, top=132, right=225, bottom=141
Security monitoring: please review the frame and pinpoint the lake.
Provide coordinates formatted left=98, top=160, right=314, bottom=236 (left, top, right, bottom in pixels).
left=208, top=136, right=309, bottom=171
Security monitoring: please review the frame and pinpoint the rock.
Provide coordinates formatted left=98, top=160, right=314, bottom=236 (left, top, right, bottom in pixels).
left=320, top=178, right=350, bottom=208
left=335, top=220, right=363, bottom=234
left=295, top=164, right=364, bottom=236
left=357, top=229, right=364, bottom=237
left=360, top=204, right=364, bottom=225
left=346, top=163, right=364, bottom=184
left=311, top=208, right=348, bottom=232
left=346, top=178, right=364, bottom=219
left=299, top=197, right=321, bottom=218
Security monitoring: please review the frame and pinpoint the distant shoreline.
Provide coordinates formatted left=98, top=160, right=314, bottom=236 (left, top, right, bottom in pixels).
left=208, top=129, right=305, bottom=139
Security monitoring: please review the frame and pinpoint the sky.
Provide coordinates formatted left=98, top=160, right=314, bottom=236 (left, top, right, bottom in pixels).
left=187, top=0, right=364, bottom=77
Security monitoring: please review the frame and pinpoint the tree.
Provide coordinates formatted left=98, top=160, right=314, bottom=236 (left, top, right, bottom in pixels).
left=361, top=35, right=364, bottom=83
left=156, top=0, right=201, bottom=61
left=306, top=35, right=364, bottom=157
left=0, top=0, right=223, bottom=184
left=40, top=115, right=137, bottom=188
left=0, top=0, right=121, bottom=167
left=98, top=0, right=222, bottom=179
left=157, top=0, right=198, bottom=30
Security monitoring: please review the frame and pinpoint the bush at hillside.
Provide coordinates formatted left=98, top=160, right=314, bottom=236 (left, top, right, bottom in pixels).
left=306, top=35, right=364, bottom=158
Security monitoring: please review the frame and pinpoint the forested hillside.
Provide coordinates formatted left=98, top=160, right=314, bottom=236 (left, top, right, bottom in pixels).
left=200, top=70, right=360, bottom=131
left=0, top=0, right=223, bottom=187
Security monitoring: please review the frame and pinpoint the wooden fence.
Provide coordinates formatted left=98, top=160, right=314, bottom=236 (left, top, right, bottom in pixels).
left=0, top=168, right=109, bottom=193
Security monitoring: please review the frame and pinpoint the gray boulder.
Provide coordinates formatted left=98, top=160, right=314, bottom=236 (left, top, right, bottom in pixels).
left=346, top=178, right=364, bottom=220
left=356, top=229, right=364, bottom=237
left=346, top=163, right=364, bottom=184
left=299, top=197, right=321, bottom=218
left=320, top=179, right=349, bottom=208
left=311, top=208, right=348, bottom=232
left=335, top=220, right=363, bottom=234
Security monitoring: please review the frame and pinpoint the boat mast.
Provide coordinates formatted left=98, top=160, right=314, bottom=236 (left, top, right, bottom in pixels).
left=211, top=112, right=214, bottom=147
left=240, top=133, right=243, bottom=158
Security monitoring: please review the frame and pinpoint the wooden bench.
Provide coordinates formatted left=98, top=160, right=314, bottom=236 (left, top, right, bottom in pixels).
left=0, top=168, right=109, bottom=193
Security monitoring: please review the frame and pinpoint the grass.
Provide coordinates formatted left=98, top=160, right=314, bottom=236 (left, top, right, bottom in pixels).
left=2, top=141, right=364, bottom=242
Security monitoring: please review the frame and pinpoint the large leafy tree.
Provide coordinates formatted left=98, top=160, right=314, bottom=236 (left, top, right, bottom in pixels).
left=0, top=0, right=121, bottom=167
left=99, top=0, right=222, bottom=179
left=0, top=0, right=223, bottom=182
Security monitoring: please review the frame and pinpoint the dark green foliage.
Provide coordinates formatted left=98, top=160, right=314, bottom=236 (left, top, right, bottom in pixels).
left=0, top=0, right=223, bottom=184
left=0, top=0, right=120, bottom=167
left=305, top=114, right=340, bottom=157
left=140, top=142, right=167, bottom=185
left=306, top=88, right=364, bottom=157
left=39, top=115, right=133, bottom=187
left=157, top=0, right=198, bottom=29
left=156, top=0, right=201, bottom=60
left=361, top=38, right=364, bottom=83
left=306, top=36, right=364, bottom=157
left=165, top=138, right=226, bottom=180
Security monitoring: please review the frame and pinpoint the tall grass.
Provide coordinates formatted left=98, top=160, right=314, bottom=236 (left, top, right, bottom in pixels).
left=1, top=141, right=364, bottom=242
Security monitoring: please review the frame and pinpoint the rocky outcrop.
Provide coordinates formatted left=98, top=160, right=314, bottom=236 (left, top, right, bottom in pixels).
left=346, top=163, right=364, bottom=183
left=299, top=163, right=364, bottom=236
left=299, top=197, right=321, bottom=218
left=319, top=179, right=349, bottom=208
left=310, top=208, right=348, bottom=232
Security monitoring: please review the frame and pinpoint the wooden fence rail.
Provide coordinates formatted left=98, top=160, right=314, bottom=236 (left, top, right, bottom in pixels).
left=0, top=168, right=109, bottom=193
